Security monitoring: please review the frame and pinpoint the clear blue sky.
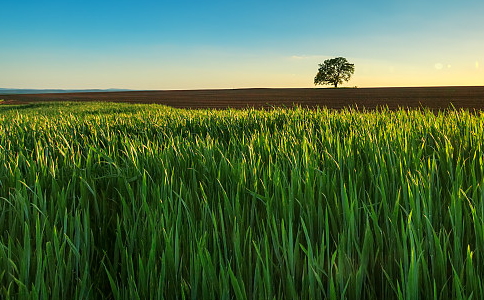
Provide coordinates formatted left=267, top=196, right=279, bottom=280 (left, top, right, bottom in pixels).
left=1, top=0, right=483, bottom=89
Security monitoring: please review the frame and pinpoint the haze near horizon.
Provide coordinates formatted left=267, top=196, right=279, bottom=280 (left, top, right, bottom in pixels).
left=1, top=0, right=483, bottom=90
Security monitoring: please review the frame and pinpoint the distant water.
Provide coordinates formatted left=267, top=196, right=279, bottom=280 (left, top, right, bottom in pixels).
left=0, top=88, right=131, bottom=95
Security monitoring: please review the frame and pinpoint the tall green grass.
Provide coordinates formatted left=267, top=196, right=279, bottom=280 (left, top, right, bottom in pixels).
left=1, top=102, right=483, bottom=299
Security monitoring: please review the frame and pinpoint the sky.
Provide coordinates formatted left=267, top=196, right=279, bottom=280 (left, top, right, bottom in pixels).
left=1, top=0, right=483, bottom=90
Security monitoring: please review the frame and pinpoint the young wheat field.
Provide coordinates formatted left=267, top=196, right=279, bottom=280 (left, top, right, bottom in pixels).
left=1, top=102, right=483, bottom=299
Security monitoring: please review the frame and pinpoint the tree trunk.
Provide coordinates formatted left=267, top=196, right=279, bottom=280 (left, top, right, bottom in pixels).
left=334, top=82, right=338, bottom=88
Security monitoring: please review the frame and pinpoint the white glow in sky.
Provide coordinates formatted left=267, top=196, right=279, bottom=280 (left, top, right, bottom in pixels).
left=1, top=0, right=483, bottom=89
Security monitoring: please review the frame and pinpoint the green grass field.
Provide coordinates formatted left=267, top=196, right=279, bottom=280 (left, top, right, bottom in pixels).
left=1, top=102, right=483, bottom=299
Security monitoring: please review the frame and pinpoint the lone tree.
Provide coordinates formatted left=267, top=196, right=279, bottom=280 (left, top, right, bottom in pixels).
left=314, top=57, right=355, bottom=88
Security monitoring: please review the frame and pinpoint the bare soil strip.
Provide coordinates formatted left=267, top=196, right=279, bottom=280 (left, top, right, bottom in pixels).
left=2, top=86, right=484, bottom=110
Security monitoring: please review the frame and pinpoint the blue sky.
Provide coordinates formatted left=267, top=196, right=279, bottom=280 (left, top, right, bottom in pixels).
left=1, top=0, right=483, bottom=89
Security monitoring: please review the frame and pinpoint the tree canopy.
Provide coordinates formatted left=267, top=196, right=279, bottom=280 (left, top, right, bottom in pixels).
left=314, top=57, right=355, bottom=88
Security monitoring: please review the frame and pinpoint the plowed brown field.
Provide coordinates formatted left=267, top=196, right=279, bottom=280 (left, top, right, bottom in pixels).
left=2, top=86, right=484, bottom=110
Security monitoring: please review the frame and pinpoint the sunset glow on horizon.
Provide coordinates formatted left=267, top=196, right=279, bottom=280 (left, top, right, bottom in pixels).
left=1, top=0, right=483, bottom=90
